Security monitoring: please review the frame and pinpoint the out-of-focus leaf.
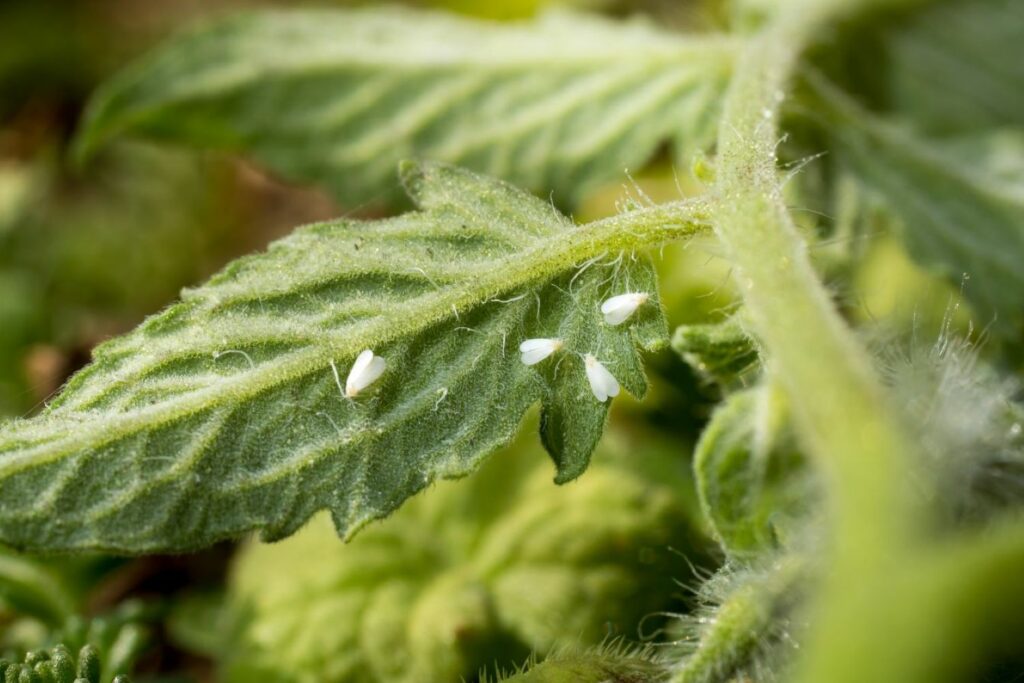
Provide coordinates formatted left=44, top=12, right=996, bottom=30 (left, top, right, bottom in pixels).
left=0, top=161, right=696, bottom=554
left=939, top=130, right=1024, bottom=189
left=693, top=385, right=808, bottom=557
left=879, top=0, right=1024, bottom=135
left=813, top=78, right=1024, bottom=330
left=74, top=8, right=735, bottom=207
left=226, top=431, right=699, bottom=683
left=166, top=591, right=229, bottom=659
left=0, top=548, right=77, bottom=625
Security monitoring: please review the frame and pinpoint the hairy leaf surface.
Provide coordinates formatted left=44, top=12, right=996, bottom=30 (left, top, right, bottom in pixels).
left=0, top=162, right=691, bottom=553
left=73, top=8, right=735, bottom=207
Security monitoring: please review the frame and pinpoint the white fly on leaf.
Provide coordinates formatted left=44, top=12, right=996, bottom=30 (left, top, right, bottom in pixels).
left=584, top=354, right=620, bottom=402
left=519, top=338, right=564, bottom=366
left=601, top=292, right=649, bottom=325
left=345, top=349, right=387, bottom=397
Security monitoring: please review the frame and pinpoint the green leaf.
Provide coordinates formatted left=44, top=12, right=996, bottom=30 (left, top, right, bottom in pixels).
left=671, top=313, right=758, bottom=387
left=0, top=548, right=77, bottom=625
left=693, top=385, right=809, bottom=558
left=877, top=0, right=1024, bottom=135
left=811, top=77, right=1024, bottom=329
left=226, top=433, right=697, bottom=683
left=0, top=161, right=703, bottom=554
left=939, top=130, right=1024, bottom=189
left=73, top=7, right=735, bottom=207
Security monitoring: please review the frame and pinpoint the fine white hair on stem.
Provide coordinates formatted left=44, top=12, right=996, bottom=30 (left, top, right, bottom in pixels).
left=624, top=168, right=655, bottom=207
left=345, top=349, right=386, bottom=397
left=601, top=292, right=649, bottom=325
left=584, top=354, right=619, bottom=402
left=519, top=338, right=564, bottom=366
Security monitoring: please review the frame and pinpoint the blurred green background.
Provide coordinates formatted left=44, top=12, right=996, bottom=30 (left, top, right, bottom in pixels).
left=0, top=0, right=984, bottom=681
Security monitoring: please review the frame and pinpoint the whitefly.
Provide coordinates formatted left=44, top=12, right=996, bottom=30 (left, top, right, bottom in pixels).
left=345, top=349, right=387, bottom=397
left=519, top=338, right=564, bottom=366
left=601, top=292, right=649, bottom=326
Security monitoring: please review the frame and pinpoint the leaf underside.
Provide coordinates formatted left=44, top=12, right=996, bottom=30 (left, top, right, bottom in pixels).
left=880, top=0, right=1024, bottom=135
left=814, top=81, right=1024, bottom=328
left=0, top=162, right=668, bottom=553
left=73, top=7, right=734, bottom=208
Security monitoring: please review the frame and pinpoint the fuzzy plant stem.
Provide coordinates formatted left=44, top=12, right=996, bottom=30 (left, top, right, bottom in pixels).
left=696, top=2, right=933, bottom=682
left=712, top=0, right=924, bottom=560
left=805, top=514, right=1024, bottom=683
left=672, top=556, right=806, bottom=683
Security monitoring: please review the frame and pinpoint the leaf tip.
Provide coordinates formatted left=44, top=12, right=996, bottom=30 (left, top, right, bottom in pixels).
left=397, top=158, right=429, bottom=197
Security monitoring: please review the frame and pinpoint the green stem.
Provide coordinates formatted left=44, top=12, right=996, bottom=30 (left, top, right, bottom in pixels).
left=805, top=515, right=1024, bottom=683
left=713, top=2, right=923, bottom=560
left=672, top=556, right=806, bottom=683
left=705, top=3, right=931, bottom=682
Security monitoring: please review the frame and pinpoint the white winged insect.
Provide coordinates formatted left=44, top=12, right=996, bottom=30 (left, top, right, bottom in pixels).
left=600, top=292, right=649, bottom=326
left=584, top=354, right=620, bottom=402
left=519, top=338, right=564, bottom=366
left=345, top=349, right=387, bottom=397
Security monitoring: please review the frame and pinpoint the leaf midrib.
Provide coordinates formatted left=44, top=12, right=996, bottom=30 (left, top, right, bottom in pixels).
left=0, top=200, right=708, bottom=477
left=78, top=33, right=736, bottom=160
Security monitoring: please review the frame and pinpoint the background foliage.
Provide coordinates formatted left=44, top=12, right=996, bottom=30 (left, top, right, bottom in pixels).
left=0, top=0, right=1022, bottom=682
